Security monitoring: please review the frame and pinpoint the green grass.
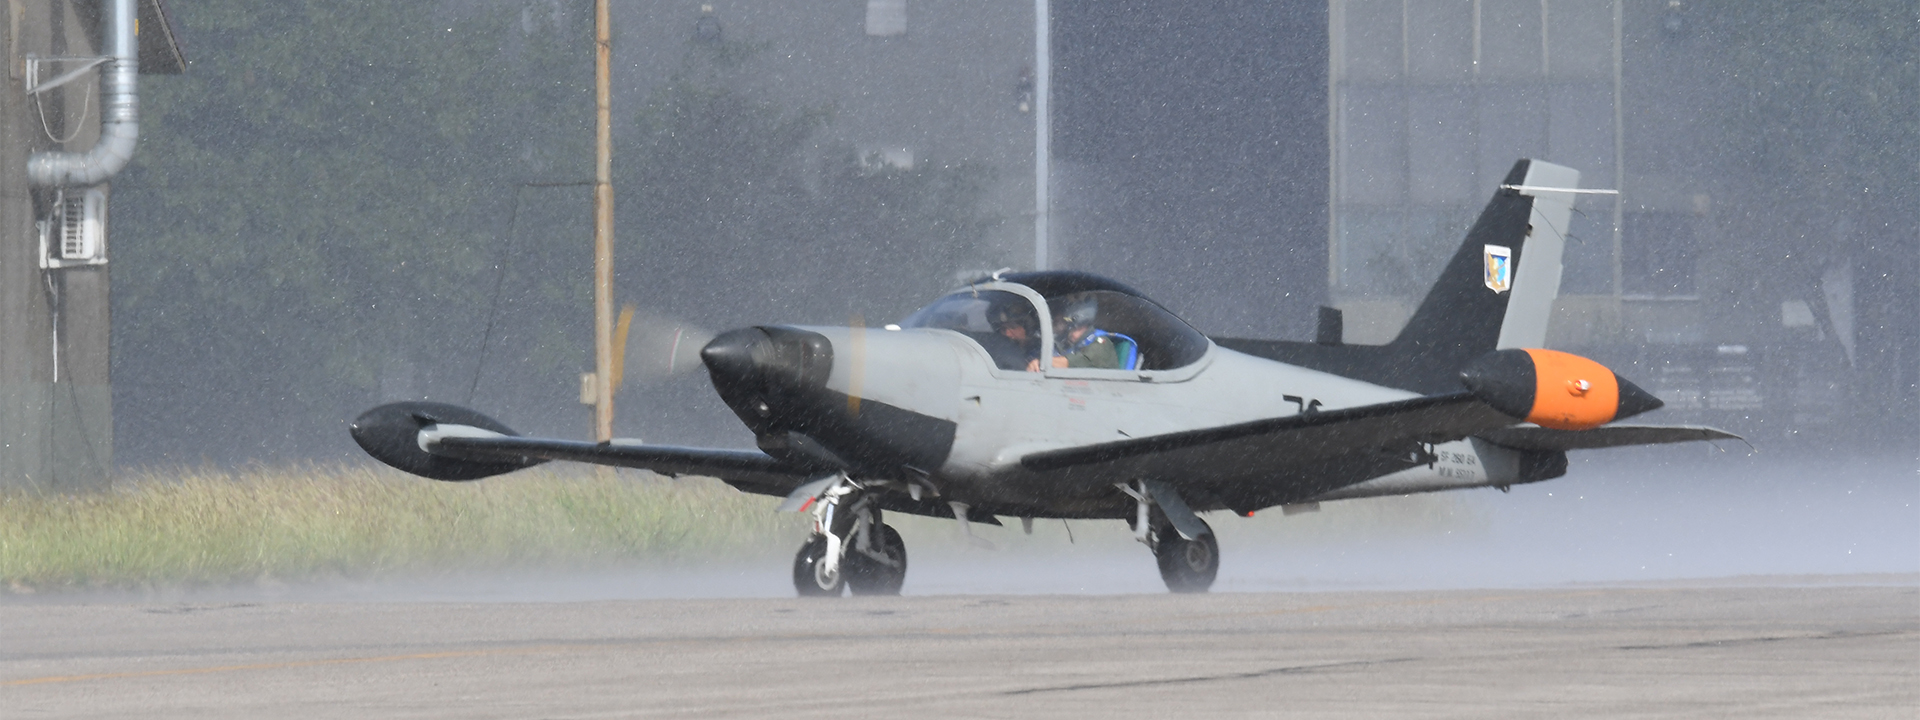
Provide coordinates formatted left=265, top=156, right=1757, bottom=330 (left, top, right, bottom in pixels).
left=0, top=464, right=808, bottom=593
left=2, top=464, right=1487, bottom=594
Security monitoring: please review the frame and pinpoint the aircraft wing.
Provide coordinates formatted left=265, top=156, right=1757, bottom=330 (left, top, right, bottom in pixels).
left=1022, top=392, right=1513, bottom=472
left=429, top=433, right=809, bottom=497
left=350, top=401, right=812, bottom=498
left=1019, top=392, right=1523, bottom=511
left=1476, top=424, right=1742, bottom=451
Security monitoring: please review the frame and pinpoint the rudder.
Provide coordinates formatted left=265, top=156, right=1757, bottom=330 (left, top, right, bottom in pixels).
left=1386, top=159, right=1582, bottom=376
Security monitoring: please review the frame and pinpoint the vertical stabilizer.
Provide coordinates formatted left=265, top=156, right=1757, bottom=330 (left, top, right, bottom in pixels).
left=1381, top=159, right=1582, bottom=392
left=1387, top=160, right=1533, bottom=366
left=1494, top=161, right=1580, bottom=349
left=1212, top=160, right=1590, bottom=396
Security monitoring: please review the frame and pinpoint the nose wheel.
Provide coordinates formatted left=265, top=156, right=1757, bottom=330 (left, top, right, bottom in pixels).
left=791, top=522, right=908, bottom=596
left=791, top=535, right=843, bottom=596
left=845, top=523, right=907, bottom=595
left=790, top=481, right=908, bottom=597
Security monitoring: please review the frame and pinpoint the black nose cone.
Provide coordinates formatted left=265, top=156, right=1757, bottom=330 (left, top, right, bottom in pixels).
left=700, top=327, right=767, bottom=387
left=700, top=326, right=834, bottom=398
left=1613, top=373, right=1664, bottom=421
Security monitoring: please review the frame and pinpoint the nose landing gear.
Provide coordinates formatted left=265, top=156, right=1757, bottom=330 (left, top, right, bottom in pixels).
left=790, top=478, right=907, bottom=597
left=791, top=534, right=843, bottom=596
left=845, top=523, right=907, bottom=595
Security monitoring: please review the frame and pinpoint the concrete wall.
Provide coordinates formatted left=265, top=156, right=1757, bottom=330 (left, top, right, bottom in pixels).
left=1329, top=0, right=1624, bottom=344
left=0, top=0, right=113, bottom=491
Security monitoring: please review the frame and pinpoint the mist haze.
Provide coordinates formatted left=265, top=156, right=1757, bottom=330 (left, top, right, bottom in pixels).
left=72, top=1, right=1918, bottom=591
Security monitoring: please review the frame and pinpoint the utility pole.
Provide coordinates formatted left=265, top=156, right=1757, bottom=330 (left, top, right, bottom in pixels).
left=1033, top=0, right=1050, bottom=271
left=592, top=0, right=615, bottom=442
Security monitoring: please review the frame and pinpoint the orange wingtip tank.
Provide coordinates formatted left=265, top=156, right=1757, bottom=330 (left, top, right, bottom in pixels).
left=1459, top=348, right=1663, bottom=430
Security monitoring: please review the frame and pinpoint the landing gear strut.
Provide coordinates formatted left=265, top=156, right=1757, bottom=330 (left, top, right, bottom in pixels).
left=790, top=479, right=907, bottom=597
left=845, top=523, right=907, bottom=595
left=1120, top=480, right=1220, bottom=593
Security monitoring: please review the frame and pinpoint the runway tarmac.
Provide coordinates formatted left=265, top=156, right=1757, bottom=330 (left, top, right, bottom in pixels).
left=5, top=581, right=1914, bottom=718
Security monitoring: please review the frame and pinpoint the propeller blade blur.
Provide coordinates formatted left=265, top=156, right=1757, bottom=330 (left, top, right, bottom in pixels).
left=623, top=310, right=715, bottom=381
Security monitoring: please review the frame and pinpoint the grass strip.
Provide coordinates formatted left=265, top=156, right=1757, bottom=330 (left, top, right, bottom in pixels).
left=3, top=464, right=1485, bottom=594
left=1, top=464, right=806, bottom=593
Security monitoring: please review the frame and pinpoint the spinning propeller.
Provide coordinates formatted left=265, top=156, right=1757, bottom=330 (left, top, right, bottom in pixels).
left=617, top=308, right=873, bottom=418
left=616, top=307, right=716, bottom=382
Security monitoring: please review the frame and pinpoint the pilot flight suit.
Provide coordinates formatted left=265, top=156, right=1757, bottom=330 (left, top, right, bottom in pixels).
left=1059, top=331, right=1122, bottom=369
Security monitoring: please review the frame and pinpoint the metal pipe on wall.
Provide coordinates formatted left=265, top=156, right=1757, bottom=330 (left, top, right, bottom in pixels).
left=28, top=0, right=137, bottom=187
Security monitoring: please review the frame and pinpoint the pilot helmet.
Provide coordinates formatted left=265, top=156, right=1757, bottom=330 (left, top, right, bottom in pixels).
left=1054, top=295, right=1098, bottom=333
left=989, top=297, right=1038, bottom=334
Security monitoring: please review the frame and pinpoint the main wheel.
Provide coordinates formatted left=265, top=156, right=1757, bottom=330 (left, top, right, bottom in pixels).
left=1154, top=523, right=1219, bottom=594
left=845, top=524, right=908, bottom=596
left=791, top=534, right=844, bottom=597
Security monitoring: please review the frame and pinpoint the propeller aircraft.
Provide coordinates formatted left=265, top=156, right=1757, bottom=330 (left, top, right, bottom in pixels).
left=351, top=159, right=1739, bottom=595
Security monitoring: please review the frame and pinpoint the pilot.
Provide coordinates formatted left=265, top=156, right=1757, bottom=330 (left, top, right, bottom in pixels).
left=1052, top=296, right=1132, bottom=370
left=989, top=299, right=1043, bottom=372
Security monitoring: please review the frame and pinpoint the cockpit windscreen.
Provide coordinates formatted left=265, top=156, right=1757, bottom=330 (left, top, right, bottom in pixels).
left=899, top=290, right=1043, bottom=371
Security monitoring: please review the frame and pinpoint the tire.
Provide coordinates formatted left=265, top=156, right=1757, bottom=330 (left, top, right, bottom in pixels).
left=791, top=534, right=844, bottom=597
left=1154, top=527, right=1219, bottom=594
left=845, top=524, right=908, bottom=596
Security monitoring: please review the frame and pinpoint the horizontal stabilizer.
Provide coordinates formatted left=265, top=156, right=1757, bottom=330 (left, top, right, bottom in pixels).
left=1477, top=424, right=1743, bottom=452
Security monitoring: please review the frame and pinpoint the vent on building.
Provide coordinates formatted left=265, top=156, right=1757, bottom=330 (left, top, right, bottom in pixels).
left=39, top=188, right=108, bottom=269
left=866, top=0, right=905, bottom=36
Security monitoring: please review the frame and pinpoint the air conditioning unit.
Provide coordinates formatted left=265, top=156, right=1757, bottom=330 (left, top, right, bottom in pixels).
left=38, top=188, right=107, bottom=269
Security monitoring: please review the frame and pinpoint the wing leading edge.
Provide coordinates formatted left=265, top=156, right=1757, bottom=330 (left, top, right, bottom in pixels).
left=429, top=433, right=809, bottom=498
left=1018, top=387, right=1737, bottom=515
left=1022, top=392, right=1510, bottom=472
left=349, top=401, right=811, bottom=497
left=1019, top=392, right=1521, bottom=513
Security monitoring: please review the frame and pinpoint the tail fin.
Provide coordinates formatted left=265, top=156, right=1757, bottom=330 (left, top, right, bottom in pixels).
left=1209, top=159, right=1585, bottom=395
left=1388, top=159, right=1581, bottom=360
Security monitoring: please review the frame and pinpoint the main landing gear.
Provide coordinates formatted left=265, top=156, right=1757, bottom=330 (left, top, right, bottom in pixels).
left=1152, top=523, right=1219, bottom=593
left=791, top=479, right=907, bottom=597
left=785, top=476, right=1219, bottom=596
left=1120, top=480, right=1220, bottom=593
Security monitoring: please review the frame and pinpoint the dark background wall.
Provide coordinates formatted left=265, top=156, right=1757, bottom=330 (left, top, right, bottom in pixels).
left=1052, top=0, right=1328, bottom=339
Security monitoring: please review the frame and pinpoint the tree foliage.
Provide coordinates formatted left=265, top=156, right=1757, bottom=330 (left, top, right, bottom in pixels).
left=619, top=40, right=1001, bottom=328
left=114, top=2, right=595, bottom=462
left=111, top=4, right=1000, bottom=463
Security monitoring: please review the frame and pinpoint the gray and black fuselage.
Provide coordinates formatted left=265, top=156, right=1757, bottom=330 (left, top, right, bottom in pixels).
left=699, top=270, right=1568, bottom=524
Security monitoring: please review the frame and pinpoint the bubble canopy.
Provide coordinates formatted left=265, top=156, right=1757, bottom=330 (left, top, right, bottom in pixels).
left=900, top=273, right=1210, bottom=372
